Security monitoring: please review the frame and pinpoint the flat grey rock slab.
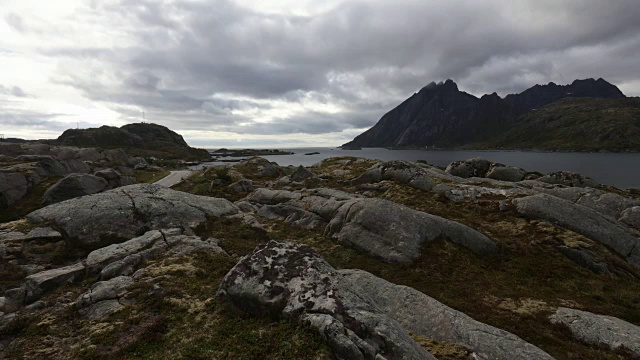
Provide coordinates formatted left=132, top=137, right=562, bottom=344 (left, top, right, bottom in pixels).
left=550, top=307, right=640, bottom=357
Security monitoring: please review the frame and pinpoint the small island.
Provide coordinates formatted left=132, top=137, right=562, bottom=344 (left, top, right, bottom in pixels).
left=210, top=148, right=294, bottom=157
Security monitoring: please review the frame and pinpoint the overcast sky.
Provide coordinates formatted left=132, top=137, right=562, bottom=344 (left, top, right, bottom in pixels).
left=2, top=0, right=640, bottom=147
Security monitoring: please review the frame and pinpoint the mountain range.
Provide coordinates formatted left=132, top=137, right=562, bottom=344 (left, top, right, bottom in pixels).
left=342, top=78, right=635, bottom=151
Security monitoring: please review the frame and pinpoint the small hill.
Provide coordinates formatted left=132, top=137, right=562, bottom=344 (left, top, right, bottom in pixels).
left=471, top=97, right=640, bottom=152
left=57, top=123, right=209, bottom=160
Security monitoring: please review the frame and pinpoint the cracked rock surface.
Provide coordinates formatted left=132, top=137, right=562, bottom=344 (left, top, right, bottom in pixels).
left=550, top=307, right=640, bottom=357
left=27, top=183, right=239, bottom=250
left=219, top=240, right=551, bottom=360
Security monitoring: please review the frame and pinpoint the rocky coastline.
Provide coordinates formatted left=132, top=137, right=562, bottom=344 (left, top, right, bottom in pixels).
left=1, top=150, right=640, bottom=359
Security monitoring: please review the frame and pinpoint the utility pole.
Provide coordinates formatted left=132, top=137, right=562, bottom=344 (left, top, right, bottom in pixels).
left=0, top=134, right=4, bottom=142
left=143, top=111, right=146, bottom=123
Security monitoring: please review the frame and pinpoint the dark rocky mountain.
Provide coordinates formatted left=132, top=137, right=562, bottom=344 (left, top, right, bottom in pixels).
left=471, top=97, right=640, bottom=152
left=57, top=123, right=209, bottom=160
left=343, top=78, right=626, bottom=149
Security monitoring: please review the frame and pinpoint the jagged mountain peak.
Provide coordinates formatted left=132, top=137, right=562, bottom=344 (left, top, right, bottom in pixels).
left=343, top=78, right=626, bottom=149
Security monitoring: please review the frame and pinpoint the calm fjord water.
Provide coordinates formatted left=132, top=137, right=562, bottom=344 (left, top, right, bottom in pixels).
left=200, top=148, right=640, bottom=189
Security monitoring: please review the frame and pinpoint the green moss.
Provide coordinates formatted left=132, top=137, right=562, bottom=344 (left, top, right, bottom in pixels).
left=134, top=169, right=171, bottom=184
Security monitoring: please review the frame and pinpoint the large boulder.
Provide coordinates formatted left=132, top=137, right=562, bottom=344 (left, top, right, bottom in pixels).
left=24, top=262, right=86, bottom=303
left=445, top=158, right=492, bottom=178
left=0, top=172, right=29, bottom=208
left=514, top=194, right=640, bottom=267
left=218, top=241, right=552, bottom=360
left=218, top=241, right=435, bottom=360
left=326, top=198, right=497, bottom=263
left=486, top=164, right=526, bottom=182
left=352, top=160, right=435, bottom=191
left=238, top=157, right=280, bottom=177
left=550, top=307, right=640, bottom=357
left=94, top=168, right=136, bottom=189
left=28, top=184, right=239, bottom=250
left=290, top=165, right=314, bottom=181
left=42, top=174, right=109, bottom=205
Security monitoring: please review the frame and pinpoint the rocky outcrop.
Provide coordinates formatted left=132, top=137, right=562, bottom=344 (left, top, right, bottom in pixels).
left=445, top=158, right=492, bottom=178
left=86, top=228, right=225, bottom=280
left=42, top=174, right=109, bottom=205
left=75, top=276, right=134, bottom=319
left=238, top=157, right=281, bottom=178
left=0, top=172, right=29, bottom=208
left=218, top=240, right=435, bottom=359
left=3, top=228, right=226, bottom=318
left=537, top=171, right=599, bottom=188
left=290, top=165, right=314, bottom=181
left=352, top=160, right=436, bottom=191
left=326, top=198, right=497, bottom=262
left=94, top=168, right=136, bottom=189
left=229, top=179, right=255, bottom=193
left=550, top=307, right=640, bottom=357
left=27, top=184, right=239, bottom=250
left=486, top=164, right=527, bottom=182
left=24, top=262, right=86, bottom=303
left=219, top=241, right=552, bottom=360
left=514, top=194, right=640, bottom=267
left=245, top=188, right=496, bottom=263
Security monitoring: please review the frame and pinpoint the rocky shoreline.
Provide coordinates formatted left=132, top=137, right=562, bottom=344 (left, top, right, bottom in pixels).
left=1, top=153, right=640, bottom=359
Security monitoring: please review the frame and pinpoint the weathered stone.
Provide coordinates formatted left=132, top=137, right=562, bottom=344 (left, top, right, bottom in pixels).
left=245, top=188, right=302, bottom=205
left=28, top=184, right=239, bottom=250
left=486, top=164, right=526, bottom=182
left=218, top=241, right=435, bottom=360
left=94, top=168, right=136, bottom=189
left=42, top=173, right=109, bottom=205
left=514, top=194, right=640, bottom=267
left=445, top=158, right=491, bottom=178
left=86, top=230, right=165, bottom=272
left=229, top=179, right=255, bottom=193
left=353, top=161, right=435, bottom=191
left=326, top=198, right=497, bottom=263
left=79, top=299, right=123, bottom=320
left=220, top=241, right=551, bottom=360
left=24, top=262, right=86, bottom=303
left=550, top=307, right=640, bottom=357
left=557, top=246, right=610, bottom=274
left=537, top=171, right=599, bottom=188
left=621, top=206, right=640, bottom=230
left=239, top=157, right=280, bottom=177
left=76, top=276, right=134, bottom=308
left=343, top=270, right=554, bottom=360
left=290, top=165, right=314, bottom=181
left=234, top=200, right=258, bottom=213
left=0, top=172, right=29, bottom=208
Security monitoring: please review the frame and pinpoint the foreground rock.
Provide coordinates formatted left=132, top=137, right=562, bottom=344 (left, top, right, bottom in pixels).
left=537, top=171, right=599, bottom=188
left=28, top=184, right=239, bottom=250
left=550, top=307, right=640, bottom=357
left=353, top=160, right=436, bottom=191
left=219, top=241, right=553, bottom=360
left=42, top=173, right=109, bottom=205
left=514, top=194, right=640, bottom=267
left=326, top=198, right=497, bottom=262
left=445, top=158, right=492, bottom=178
left=3, top=228, right=226, bottom=315
left=245, top=188, right=497, bottom=263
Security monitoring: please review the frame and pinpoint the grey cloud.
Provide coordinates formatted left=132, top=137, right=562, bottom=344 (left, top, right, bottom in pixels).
left=0, top=85, right=28, bottom=98
left=24, top=0, right=640, bottom=141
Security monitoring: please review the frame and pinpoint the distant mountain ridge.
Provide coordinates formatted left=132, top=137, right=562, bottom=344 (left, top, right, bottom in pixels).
left=343, top=78, right=626, bottom=149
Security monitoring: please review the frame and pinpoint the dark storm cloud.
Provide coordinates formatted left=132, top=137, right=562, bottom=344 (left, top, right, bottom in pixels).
left=37, top=0, right=640, bottom=139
